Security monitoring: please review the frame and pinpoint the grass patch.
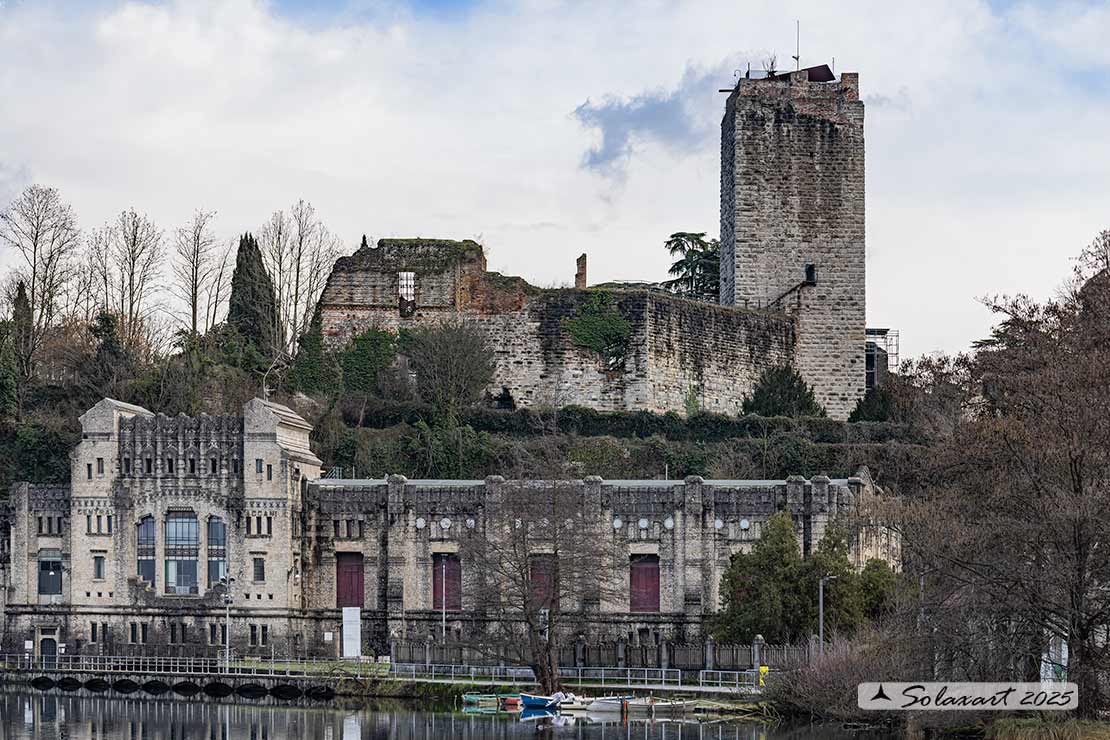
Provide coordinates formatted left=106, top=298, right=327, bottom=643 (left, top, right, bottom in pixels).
left=985, top=718, right=1110, bottom=740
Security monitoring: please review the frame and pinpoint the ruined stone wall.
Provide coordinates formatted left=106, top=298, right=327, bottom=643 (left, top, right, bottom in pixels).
left=318, top=239, right=805, bottom=414
left=720, top=69, right=866, bottom=418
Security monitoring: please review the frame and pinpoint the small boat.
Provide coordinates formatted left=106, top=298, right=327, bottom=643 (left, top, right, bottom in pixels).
left=499, top=694, right=522, bottom=708
left=584, top=696, right=634, bottom=712
left=520, top=692, right=560, bottom=708
left=462, top=692, right=499, bottom=706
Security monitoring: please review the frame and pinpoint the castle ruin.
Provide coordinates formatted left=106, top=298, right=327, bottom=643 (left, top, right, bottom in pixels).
left=318, top=65, right=867, bottom=419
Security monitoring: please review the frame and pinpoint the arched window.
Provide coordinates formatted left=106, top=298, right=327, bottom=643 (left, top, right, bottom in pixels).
left=165, top=512, right=199, bottom=595
left=136, top=516, right=155, bottom=586
left=207, top=517, right=227, bottom=586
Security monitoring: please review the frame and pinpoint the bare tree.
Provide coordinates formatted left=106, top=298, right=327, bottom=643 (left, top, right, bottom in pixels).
left=110, top=208, right=164, bottom=350
left=203, top=240, right=233, bottom=333
left=0, top=184, right=80, bottom=374
left=897, top=253, right=1110, bottom=717
left=171, top=209, right=218, bottom=335
left=258, top=209, right=292, bottom=352
left=261, top=200, right=343, bottom=352
left=406, top=319, right=496, bottom=422
left=459, top=445, right=622, bottom=694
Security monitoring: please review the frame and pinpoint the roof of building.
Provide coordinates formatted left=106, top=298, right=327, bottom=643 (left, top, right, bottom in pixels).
left=256, top=398, right=313, bottom=432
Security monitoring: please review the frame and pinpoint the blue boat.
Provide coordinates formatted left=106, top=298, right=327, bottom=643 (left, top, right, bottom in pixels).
left=520, top=693, right=559, bottom=709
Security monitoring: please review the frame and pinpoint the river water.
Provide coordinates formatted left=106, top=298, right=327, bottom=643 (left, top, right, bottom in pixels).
left=0, top=688, right=893, bottom=739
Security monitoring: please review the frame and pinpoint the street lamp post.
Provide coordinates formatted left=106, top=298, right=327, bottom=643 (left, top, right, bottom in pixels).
left=221, top=576, right=235, bottom=672
left=440, top=557, right=446, bottom=642
left=819, top=575, right=838, bottom=656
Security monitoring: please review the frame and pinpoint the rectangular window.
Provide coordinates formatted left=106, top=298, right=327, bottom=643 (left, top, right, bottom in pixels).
left=144, top=458, right=152, bottom=474
left=56, top=517, right=63, bottom=533
left=221, top=624, right=227, bottom=645
left=250, top=624, right=258, bottom=646
left=253, top=557, right=265, bottom=583
left=256, top=516, right=262, bottom=535
left=170, top=623, right=177, bottom=644
left=255, top=459, right=263, bottom=474
left=91, top=622, right=98, bottom=642
left=358, top=520, right=365, bottom=539
left=137, top=516, right=156, bottom=586
left=164, top=512, right=199, bottom=595
left=86, top=463, right=93, bottom=480
left=107, top=515, right=113, bottom=534
left=101, top=623, right=108, bottom=643
left=96, top=514, right=102, bottom=533
left=233, top=459, right=240, bottom=474
left=96, top=457, right=104, bottom=475
left=93, top=555, right=105, bottom=580
left=261, top=625, right=268, bottom=646
left=207, top=518, right=227, bottom=586
left=141, top=623, right=149, bottom=644
left=398, top=271, right=415, bottom=301
left=38, top=556, right=62, bottom=595
left=123, top=457, right=131, bottom=475
left=166, top=457, right=175, bottom=474
left=181, top=623, right=187, bottom=643
left=333, top=520, right=340, bottom=538
left=432, top=553, right=461, bottom=612
left=130, top=623, right=138, bottom=643
left=530, top=554, right=557, bottom=610
left=266, top=464, right=272, bottom=481
left=86, top=515, right=92, bottom=534
left=189, top=458, right=196, bottom=475
left=336, top=552, right=365, bottom=608
left=210, top=623, right=217, bottom=644
left=37, top=517, right=43, bottom=535
left=246, top=516, right=252, bottom=535
left=210, top=458, right=217, bottom=475
left=266, top=516, right=272, bottom=536
left=630, top=554, right=661, bottom=613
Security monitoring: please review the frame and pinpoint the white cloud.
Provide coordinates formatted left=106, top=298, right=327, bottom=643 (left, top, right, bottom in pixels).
left=0, top=0, right=1107, bottom=358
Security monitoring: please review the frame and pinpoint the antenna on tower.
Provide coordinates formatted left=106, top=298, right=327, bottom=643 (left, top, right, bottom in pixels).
left=792, top=20, right=801, bottom=70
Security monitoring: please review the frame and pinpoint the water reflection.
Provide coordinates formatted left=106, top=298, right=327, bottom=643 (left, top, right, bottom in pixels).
left=0, top=688, right=886, bottom=739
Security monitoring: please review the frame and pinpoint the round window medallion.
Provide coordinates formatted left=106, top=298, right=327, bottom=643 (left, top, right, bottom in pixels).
left=613, top=518, right=623, bottom=530
left=714, top=518, right=724, bottom=530
left=740, top=518, right=751, bottom=531
left=638, top=518, right=649, bottom=530
left=663, top=517, right=675, bottom=530
left=440, top=518, right=452, bottom=530
left=415, top=517, right=426, bottom=529
left=466, top=518, right=475, bottom=529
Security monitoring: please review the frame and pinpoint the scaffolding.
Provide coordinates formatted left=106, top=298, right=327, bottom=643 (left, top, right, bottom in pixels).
left=865, top=328, right=900, bottom=389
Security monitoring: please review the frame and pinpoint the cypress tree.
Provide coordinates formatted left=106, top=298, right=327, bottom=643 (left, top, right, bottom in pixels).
left=359, top=234, right=369, bottom=250
left=741, top=366, right=826, bottom=418
left=12, top=280, right=32, bottom=380
left=0, top=324, right=18, bottom=419
left=227, top=233, right=278, bottom=359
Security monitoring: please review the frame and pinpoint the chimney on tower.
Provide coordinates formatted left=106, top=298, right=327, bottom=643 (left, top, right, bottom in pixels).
left=575, top=254, right=587, bottom=289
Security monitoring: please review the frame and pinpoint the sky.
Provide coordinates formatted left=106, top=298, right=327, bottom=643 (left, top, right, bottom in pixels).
left=1, top=0, right=1109, bottom=359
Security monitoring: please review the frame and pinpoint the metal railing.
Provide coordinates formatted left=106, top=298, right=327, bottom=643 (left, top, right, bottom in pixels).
left=698, top=669, right=761, bottom=690
left=0, top=654, right=389, bottom=680
left=389, top=663, right=682, bottom=687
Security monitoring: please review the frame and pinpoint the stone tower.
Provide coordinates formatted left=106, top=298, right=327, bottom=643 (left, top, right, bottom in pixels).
left=720, top=66, right=866, bottom=419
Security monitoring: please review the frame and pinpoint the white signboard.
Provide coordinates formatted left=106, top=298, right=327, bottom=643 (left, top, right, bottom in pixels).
left=342, top=607, right=361, bottom=658
left=324, top=631, right=333, bottom=642
left=23, top=640, right=33, bottom=651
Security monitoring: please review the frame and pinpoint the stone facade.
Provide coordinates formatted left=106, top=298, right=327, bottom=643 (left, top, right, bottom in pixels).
left=0, top=399, right=898, bottom=657
left=720, top=67, right=866, bottom=418
left=315, top=66, right=868, bottom=419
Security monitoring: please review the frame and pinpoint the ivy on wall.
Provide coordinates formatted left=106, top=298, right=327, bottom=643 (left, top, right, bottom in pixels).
left=562, top=291, right=632, bottom=371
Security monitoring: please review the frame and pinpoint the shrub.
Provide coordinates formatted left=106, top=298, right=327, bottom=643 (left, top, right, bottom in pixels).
left=742, top=366, right=826, bottom=418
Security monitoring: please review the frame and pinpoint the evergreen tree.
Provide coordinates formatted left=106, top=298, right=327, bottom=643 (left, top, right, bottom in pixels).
left=849, top=386, right=894, bottom=422
left=742, top=366, right=826, bottom=418
left=714, top=512, right=808, bottom=643
left=12, top=280, right=33, bottom=380
left=289, top=312, right=341, bottom=395
left=0, top=323, right=18, bottom=419
left=227, top=233, right=278, bottom=359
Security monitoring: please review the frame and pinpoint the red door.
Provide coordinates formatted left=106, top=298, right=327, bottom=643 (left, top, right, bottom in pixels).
left=336, top=553, right=364, bottom=608
left=530, top=554, right=557, bottom=610
left=432, top=553, right=461, bottom=611
left=630, top=555, right=660, bottom=613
